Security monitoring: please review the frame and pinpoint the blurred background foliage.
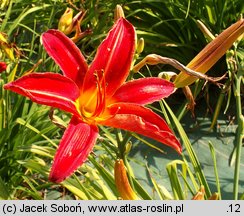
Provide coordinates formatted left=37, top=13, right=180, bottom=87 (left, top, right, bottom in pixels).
left=0, top=0, right=243, bottom=200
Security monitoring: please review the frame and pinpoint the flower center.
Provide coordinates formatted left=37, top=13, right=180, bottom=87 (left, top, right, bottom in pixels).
left=79, top=70, right=107, bottom=124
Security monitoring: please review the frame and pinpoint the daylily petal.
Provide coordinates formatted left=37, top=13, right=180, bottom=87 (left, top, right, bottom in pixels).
left=4, top=73, right=80, bottom=115
left=82, top=18, right=135, bottom=98
left=112, top=77, right=175, bottom=105
left=49, top=116, right=98, bottom=182
left=42, top=29, right=88, bottom=87
left=99, top=103, right=182, bottom=154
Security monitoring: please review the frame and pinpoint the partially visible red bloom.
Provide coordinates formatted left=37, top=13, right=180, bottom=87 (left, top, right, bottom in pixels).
left=0, top=61, right=7, bottom=73
left=4, top=18, right=181, bottom=183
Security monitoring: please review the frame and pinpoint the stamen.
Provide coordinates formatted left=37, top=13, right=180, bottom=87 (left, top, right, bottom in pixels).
left=93, top=70, right=106, bottom=117
left=80, top=70, right=107, bottom=122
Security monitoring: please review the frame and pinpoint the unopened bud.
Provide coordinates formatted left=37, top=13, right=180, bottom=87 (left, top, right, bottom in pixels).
left=136, top=38, right=144, bottom=54
left=158, top=71, right=177, bottom=81
left=226, top=49, right=235, bottom=59
left=114, top=5, right=125, bottom=21
left=192, top=185, right=205, bottom=200
left=124, top=141, right=132, bottom=155
left=58, top=8, right=74, bottom=35
left=59, top=9, right=89, bottom=43
left=114, top=159, right=138, bottom=200
left=208, top=192, right=219, bottom=200
left=0, top=33, right=15, bottom=61
left=174, top=18, right=244, bottom=88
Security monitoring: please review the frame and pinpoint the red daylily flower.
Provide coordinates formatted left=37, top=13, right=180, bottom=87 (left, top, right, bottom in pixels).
left=4, top=18, right=181, bottom=183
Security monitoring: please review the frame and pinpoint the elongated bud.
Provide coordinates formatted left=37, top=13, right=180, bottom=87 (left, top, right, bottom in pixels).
left=208, top=193, right=219, bottom=200
left=0, top=33, right=15, bottom=61
left=136, top=38, right=144, bottom=54
left=114, top=5, right=125, bottom=21
left=174, top=18, right=244, bottom=88
left=192, top=185, right=205, bottom=200
left=0, top=61, right=7, bottom=73
left=197, top=20, right=215, bottom=42
left=124, top=141, right=132, bottom=155
left=58, top=8, right=74, bottom=35
left=114, top=159, right=138, bottom=200
left=58, top=8, right=90, bottom=43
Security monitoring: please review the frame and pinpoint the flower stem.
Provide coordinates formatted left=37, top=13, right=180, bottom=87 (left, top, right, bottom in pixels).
left=116, top=130, right=135, bottom=189
left=233, top=47, right=244, bottom=200
left=233, top=74, right=243, bottom=200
